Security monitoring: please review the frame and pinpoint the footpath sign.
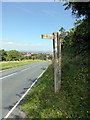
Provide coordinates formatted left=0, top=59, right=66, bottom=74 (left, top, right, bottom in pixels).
left=41, top=34, right=54, bottom=39
left=41, top=32, right=64, bottom=93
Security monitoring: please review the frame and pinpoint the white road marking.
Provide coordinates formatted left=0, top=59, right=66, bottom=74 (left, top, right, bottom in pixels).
left=4, top=67, right=48, bottom=118
left=21, top=68, right=30, bottom=72
left=0, top=61, right=44, bottom=73
left=0, top=73, right=17, bottom=80
left=0, top=67, right=32, bottom=79
left=0, top=63, right=44, bottom=80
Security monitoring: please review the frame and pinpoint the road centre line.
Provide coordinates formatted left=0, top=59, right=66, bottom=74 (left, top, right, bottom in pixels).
left=0, top=61, right=45, bottom=73
left=0, top=73, right=17, bottom=80
left=4, top=66, right=48, bottom=119
left=0, top=62, right=45, bottom=80
left=21, top=67, right=30, bottom=72
left=0, top=67, right=31, bottom=80
left=0, top=68, right=29, bottom=80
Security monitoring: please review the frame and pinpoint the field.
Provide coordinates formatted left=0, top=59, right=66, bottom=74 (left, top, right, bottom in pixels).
left=0, top=60, right=43, bottom=71
left=22, top=54, right=89, bottom=118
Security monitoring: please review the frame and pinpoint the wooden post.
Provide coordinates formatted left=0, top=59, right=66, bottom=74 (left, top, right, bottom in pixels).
left=53, top=32, right=61, bottom=92
left=41, top=32, right=63, bottom=93
left=57, top=32, right=61, bottom=90
left=53, top=32, right=58, bottom=93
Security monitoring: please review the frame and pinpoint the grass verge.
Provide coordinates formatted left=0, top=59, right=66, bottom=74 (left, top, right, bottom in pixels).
left=22, top=55, right=89, bottom=118
left=0, top=60, right=43, bottom=71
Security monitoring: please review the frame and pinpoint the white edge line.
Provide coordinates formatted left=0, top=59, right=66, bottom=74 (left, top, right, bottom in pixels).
left=4, top=66, right=48, bottom=119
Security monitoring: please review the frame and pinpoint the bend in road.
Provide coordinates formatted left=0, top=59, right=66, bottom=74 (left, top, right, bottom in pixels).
left=1, top=61, right=50, bottom=119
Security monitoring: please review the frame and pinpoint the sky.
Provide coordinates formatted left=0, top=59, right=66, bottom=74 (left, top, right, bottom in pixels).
left=1, top=2, right=76, bottom=53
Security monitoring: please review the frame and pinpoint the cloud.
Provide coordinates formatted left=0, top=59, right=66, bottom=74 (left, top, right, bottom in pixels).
left=1, top=40, right=42, bottom=47
left=0, top=38, right=52, bottom=52
left=0, top=38, right=9, bottom=41
left=0, top=41, right=15, bottom=45
left=15, top=6, right=32, bottom=14
left=42, top=10, right=57, bottom=17
left=0, top=41, right=52, bottom=52
left=17, top=43, right=42, bottom=47
left=6, top=42, right=14, bottom=45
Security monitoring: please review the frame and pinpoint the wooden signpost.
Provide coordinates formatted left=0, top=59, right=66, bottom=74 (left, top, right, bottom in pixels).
left=41, top=32, right=62, bottom=93
left=41, top=34, right=54, bottom=39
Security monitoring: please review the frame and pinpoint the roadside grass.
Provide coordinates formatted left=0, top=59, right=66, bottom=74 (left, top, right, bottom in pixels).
left=0, top=60, right=43, bottom=71
left=22, top=54, right=89, bottom=118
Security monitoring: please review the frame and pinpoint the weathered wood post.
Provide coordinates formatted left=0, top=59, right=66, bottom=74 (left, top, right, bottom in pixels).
left=57, top=32, right=61, bottom=91
left=53, top=32, right=61, bottom=92
left=53, top=32, right=58, bottom=92
left=41, top=32, right=64, bottom=93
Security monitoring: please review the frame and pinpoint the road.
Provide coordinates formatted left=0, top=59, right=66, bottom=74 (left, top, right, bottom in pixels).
left=1, top=61, right=50, bottom=119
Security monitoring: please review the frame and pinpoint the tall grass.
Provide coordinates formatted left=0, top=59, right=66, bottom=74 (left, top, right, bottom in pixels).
left=0, top=60, right=43, bottom=71
left=22, top=54, right=89, bottom=118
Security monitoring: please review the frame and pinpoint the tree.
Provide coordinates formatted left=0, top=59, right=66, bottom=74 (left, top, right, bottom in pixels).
left=6, top=50, right=22, bottom=61
left=63, top=2, right=90, bottom=19
left=74, top=19, right=83, bottom=27
left=59, top=27, right=66, bottom=33
left=63, top=19, right=89, bottom=56
left=63, top=2, right=90, bottom=56
left=0, top=49, right=7, bottom=61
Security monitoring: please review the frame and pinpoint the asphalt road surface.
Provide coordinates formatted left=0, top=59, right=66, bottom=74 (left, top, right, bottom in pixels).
left=1, top=61, right=50, bottom=119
